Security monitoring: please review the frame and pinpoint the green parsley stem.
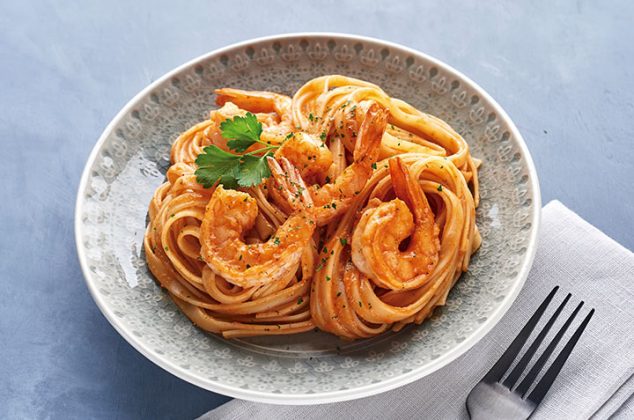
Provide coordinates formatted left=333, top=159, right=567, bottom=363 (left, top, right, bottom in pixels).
left=250, top=137, right=279, bottom=148
left=243, top=145, right=279, bottom=156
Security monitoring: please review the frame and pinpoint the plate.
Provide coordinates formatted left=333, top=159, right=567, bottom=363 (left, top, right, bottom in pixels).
left=75, top=33, right=540, bottom=404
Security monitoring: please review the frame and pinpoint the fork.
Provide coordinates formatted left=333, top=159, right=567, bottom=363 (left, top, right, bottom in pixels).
left=466, top=286, right=595, bottom=419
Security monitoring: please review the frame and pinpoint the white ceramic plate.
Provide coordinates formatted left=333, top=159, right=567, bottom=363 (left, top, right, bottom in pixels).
left=75, top=33, right=540, bottom=404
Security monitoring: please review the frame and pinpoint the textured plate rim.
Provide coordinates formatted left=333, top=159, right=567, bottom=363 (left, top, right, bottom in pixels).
left=75, top=32, right=541, bottom=405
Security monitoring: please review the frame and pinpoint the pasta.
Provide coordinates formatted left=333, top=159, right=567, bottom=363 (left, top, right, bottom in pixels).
left=144, top=75, right=481, bottom=339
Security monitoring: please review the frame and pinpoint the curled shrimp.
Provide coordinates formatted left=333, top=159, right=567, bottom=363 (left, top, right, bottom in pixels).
left=310, top=101, right=388, bottom=225
left=351, top=157, right=440, bottom=290
left=200, top=157, right=315, bottom=288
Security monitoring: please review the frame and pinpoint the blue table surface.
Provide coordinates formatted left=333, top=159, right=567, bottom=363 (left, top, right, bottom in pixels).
left=1, top=0, right=633, bottom=418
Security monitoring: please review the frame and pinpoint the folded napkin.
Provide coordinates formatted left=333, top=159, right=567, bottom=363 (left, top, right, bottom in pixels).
left=200, top=201, right=634, bottom=420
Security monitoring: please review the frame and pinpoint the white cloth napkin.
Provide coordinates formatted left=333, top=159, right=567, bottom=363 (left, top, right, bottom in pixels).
left=200, top=201, right=634, bottom=420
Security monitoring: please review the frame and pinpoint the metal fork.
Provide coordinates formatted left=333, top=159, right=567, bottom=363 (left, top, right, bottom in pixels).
left=466, top=286, right=595, bottom=419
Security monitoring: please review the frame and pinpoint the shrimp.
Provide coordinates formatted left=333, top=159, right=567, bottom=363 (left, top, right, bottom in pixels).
left=351, top=157, right=440, bottom=290
left=310, top=101, right=388, bottom=225
left=200, top=157, right=315, bottom=288
left=215, top=88, right=292, bottom=122
left=274, top=132, right=333, bottom=185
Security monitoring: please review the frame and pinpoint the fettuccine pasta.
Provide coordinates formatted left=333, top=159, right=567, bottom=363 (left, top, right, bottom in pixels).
left=144, top=75, right=480, bottom=339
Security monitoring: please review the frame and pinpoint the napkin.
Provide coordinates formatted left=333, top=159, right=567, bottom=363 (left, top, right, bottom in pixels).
left=200, top=201, right=634, bottom=420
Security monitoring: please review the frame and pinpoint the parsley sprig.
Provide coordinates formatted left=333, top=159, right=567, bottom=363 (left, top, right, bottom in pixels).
left=220, top=112, right=265, bottom=152
left=195, top=113, right=280, bottom=188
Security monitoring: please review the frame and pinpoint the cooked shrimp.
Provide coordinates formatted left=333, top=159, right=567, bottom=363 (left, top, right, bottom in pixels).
left=215, top=88, right=292, bottom=122
left=274, top=132, right=333, bottom=185
left=200, top=157, right=315, bottom=288
left=311, top=102, right=388, bottom=225
left=204, top=102, right=245, bottom=149
left=351, top=157, right=440, bottom=290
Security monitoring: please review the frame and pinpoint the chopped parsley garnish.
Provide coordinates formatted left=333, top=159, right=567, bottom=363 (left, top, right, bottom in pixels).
left=437, top=184, right=443, bottom=192
left=339, top=237, right=348, bottom=247
left=297, top=297, right=304, bottom=305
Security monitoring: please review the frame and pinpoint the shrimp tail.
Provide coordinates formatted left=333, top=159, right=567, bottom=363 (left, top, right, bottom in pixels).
left=267, top=157, right=314, bottom=212
left=353, top=102, right=389, bottom=163
left=388, top=157, right=430, bottom=220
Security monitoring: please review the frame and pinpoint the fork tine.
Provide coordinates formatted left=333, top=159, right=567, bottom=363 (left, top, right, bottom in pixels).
left=527, top=308, right=595, bottom=405
left=515, top=301, right=583, bottom=396
left=502, top=293, right=572, bottom=389
left=483, top=286, right=559, bottom=383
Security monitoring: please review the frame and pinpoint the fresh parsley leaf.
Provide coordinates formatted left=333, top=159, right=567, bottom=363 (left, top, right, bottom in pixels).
left=195, top=146, right=241, bottom=188
left=220, top=112, right=263, bottom=152
left=237, top=154, right=272, bottom=187
left=217, top=166, right=241, bottom=189
left=227, top=138, right=256, bottom=153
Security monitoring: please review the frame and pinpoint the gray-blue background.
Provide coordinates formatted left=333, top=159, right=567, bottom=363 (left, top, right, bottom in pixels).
left=1, top=1, right=632, bottom=418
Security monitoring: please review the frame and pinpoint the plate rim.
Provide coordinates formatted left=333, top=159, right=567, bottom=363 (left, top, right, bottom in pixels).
left=75, top=32, right=541, bottom=404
